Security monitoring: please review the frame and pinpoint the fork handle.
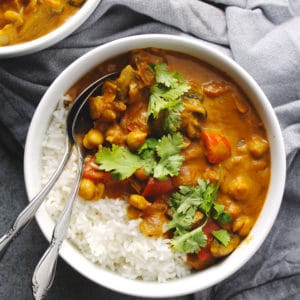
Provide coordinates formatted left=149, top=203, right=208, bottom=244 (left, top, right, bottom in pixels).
left=32, top=154, right=83, bottom=300
left=0, top=139, right=72, bottom=258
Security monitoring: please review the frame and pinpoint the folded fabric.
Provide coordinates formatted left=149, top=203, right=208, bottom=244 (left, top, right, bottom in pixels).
left=0, top=0, right=299, bottom=299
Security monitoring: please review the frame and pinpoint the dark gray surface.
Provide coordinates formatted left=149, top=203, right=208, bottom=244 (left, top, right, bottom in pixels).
left=0, top=0, right=300, bottom=299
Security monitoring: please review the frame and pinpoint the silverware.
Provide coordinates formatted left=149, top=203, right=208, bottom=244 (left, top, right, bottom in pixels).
left=31, top=71, right=117, bottom=300
left=0, top=73, right=115, bottom=259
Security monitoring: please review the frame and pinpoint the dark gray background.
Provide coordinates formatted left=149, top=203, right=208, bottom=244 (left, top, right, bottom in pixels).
left=0, top=1, right=299, bottom=299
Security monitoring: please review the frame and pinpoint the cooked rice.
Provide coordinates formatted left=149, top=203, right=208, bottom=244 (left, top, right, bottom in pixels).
left=42, top=97, right=191, bottom=282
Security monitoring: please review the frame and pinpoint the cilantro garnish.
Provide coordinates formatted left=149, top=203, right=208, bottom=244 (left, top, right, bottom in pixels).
left=148, top=63, right=190, bottom=132
left=95, top=145, right=143, bottom=180
left=212, top=229, right=231, bottom=247
left=171, top=226, right=207, bottom=254
left=167, top=179, right=219, bottom=234
left=138, top=132, right=184, bottom=180
left=212, top=203, right=232, bottom=224
left=95, top=133, right=184, bottom=181
left=167, top=178, right=232, bottom=254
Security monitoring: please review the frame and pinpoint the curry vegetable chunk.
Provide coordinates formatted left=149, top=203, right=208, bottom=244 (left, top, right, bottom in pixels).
left=70, top=48, right=270, bottom=271
left=0, top=0, right=86, bottom=46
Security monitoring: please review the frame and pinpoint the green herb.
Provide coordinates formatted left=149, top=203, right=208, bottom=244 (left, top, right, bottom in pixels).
left=139, top=132, right=184, bottom=180
left=167, top=179, right=219, bottom=234
left=138, top=138, right=158, bottom=175
left=95, top=145, right=143, bottom=180
left=167, top=178, right=232, bottom=254
left=96, top=133, right=184, bottom=181
left=148, top=63, right=190, bottom=132
left=156, top=132, right=183, bottom=158
left=212, top=229, right=231, bottom=247
left=212, top=203, right=232, bottom=224
left=171, top=226, right=207, bottom=254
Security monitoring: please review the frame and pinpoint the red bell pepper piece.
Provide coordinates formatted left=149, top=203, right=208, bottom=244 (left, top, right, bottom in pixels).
left=201, top=130, right=231, bottom=164
left=142, top=177, right=175, bottom=198
left=198, top=219, right=220, bottom=260
left=82, top=155, right=112, bottom=183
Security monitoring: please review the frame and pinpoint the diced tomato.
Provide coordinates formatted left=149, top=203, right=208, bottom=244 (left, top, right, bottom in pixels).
left=202, top=219, right=220, bottom=242
left=201, top=130, right=231, bottom=164
left=198, top=219, right=220, bottom=260
left=82, top=156, right=112, bottom=183
left=142, top=177, right=175, bottom=198
left=197, top=245, right=212, bottom=261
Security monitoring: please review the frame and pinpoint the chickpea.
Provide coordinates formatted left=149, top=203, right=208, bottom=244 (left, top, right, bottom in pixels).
left=218, top=195, right=241, bottom=218
left=210, top=235, right=241, bottom=258
left=182, top=142, right=203, bottom=161
left=128, top=194, right=151, bottom=211
left=126, top=130, right=147, bottom=150
left=134, top=167, right=149, bottom=181
left=232, top=215, right=253, bottom=237
left=4, top=11, right=24, bottom=27
left=202, top=168, right=220, bottom=184
left=102, top=109, right=117, bottom=121
left=83, top=128, right=104, bottom=150
left=248, top=135, right=269, bottom=159
left=94, top=183, right=105, bottom=199
left=105, top=124, right=127, bottom=145
left=227, top=175, right=250, bottom=201
left=127, top=205, right=143, bottom=219
left=44, top=0, right=64, bottom=12
left=79, top=178, right=96, bottom=200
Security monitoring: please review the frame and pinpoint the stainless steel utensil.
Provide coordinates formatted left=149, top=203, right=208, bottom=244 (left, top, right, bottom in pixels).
left=0, top=72, right=115, bottom=259
left=31, top=71, right=117, bottom=300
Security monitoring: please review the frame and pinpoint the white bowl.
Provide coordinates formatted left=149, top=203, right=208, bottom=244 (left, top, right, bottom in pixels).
left=0, top=0, right=101, bottom=58
left=24, top=34, right=286, bottom=298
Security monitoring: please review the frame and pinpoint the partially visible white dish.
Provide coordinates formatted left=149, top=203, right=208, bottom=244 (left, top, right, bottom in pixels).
left=0, top=0, right=101, bottom=58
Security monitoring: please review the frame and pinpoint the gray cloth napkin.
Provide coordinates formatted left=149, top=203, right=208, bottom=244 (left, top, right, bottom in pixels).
left=0, top=0, right=299, bottom=299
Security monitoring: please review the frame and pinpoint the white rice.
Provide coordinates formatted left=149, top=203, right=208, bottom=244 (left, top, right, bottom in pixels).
left=42, top=97, right=191, bottom=282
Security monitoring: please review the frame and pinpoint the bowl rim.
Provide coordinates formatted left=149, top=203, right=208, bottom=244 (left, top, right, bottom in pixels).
left=0, top=0, right=101, bottom=58
left=24, top=34, right=286, bottom=298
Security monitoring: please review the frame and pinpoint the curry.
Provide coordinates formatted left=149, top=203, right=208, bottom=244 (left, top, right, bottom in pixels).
left=0, top=0, right=85, bottom=46
left=66, top=48, right=270, bottom=270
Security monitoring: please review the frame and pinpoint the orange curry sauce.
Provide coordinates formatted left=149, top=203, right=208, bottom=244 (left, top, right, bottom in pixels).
left=66, top=48, right=270, bottom=270
left=0, top=0, right=84, bottom=46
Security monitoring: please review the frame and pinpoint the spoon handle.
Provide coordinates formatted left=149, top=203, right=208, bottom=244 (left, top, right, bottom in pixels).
left=0, top=139, right=72, bottom=258
left=32, top=152, right=83, bottom=300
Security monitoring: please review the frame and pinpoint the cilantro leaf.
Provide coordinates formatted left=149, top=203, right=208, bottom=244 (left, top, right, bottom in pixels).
left=212, top=229, right=231, bottom=247
left=163, top=105, right=183, bottom=132
left=212, top=203, right=232, bottom=224
left=138, top=138, right=158, bottom=175
left=138, top=133, right=184, bottom=180
left=153, top=154, right=184, bottom=180
left=212, top=203, right=225, bottom=218
left=199, top=180, right=219, bottom=216
left=156, top=132, right=183, bottom=158
left=138, top=138, right=158, bottom=154
left=148, top=63, right=190, bottom=132
left=95, top=145, right=143, bottom=180
left=171, top=226, right=207, bottom=254
left=167, top=179, right=221, bottom=254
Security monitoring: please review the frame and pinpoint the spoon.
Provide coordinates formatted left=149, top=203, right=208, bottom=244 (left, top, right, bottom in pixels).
left=0, top=72, right=115, bottom=259
left=31, top=71, right=118, bottom=300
